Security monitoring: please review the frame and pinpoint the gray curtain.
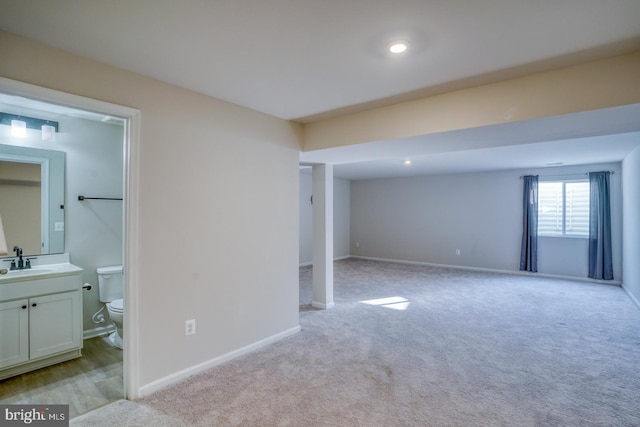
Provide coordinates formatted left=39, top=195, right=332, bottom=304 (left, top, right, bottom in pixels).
left=520, top=175, right=538, bottom=272
left=588, top=171, right=613, bottom=280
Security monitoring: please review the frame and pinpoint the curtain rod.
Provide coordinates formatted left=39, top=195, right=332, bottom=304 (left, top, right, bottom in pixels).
left=520, top=171, right=615, bottom=179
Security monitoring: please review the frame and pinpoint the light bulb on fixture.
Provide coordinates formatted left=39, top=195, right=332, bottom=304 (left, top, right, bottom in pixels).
left=388, top=40, right=409, bottom=54
left=41, top=124, right=56, bottom=141
left=10, top=120, right=27, bottom=138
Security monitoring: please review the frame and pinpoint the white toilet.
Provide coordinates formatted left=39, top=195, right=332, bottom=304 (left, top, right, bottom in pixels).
left=97, top=265, right=124, bottom=349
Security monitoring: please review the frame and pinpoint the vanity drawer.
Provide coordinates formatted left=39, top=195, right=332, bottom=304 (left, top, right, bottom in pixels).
left=0, top=274, right=82, bottom=302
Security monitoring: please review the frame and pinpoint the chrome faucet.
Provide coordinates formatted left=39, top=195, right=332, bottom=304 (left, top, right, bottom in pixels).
left=13, top=246, right=24, bottom=269
left=3, top=246, right=33, bottom=270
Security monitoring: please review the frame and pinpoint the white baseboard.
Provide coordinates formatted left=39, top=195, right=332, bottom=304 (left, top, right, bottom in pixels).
left=137, top=325, right=301, bottom=398
left=622, top=284, right=640, bottom=309
left=350, top=255, right=623, bottom=286
left=83, top=325, right=115, bottom=340
left=312, top=301, right=335, bottom=309
left=299, top=255, right=350, bottom=267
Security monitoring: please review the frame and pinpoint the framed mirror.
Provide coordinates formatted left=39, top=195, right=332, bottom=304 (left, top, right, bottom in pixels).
left=0, top=143, right=65, bottom=256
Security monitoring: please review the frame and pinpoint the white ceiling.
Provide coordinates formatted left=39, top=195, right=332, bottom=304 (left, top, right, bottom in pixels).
left=1, top=1, right=640, bottom=179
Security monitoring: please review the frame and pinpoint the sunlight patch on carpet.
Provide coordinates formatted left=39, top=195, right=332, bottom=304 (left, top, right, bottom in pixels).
left=360, top=296, right=410, bottom=310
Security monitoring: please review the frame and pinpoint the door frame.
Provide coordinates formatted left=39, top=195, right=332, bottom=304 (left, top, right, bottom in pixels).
left=0, top=76, right=142, bottom=399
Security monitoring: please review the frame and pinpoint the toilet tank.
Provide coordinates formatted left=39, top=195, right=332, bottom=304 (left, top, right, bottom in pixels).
left=97, top=265, right=123, bottom=303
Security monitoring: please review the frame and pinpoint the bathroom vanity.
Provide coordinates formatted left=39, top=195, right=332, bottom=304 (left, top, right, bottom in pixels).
left=0, top=254, right=83, bottom=380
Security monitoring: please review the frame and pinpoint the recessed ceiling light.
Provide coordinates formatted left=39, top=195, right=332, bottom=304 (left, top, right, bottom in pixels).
left=388, top=40, right=409, bottom=54
left=404, top=159, right=412, bottom=165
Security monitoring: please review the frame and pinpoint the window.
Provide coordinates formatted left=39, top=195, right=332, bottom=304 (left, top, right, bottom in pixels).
left=538, top=180, right=589, bottom=237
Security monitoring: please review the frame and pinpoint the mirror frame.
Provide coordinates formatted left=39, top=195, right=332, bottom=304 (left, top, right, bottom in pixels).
left=0, top=144, right=65, bottom=256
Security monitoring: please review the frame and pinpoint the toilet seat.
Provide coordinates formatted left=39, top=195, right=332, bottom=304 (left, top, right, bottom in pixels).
left=108, top=298, right=123, bottom=313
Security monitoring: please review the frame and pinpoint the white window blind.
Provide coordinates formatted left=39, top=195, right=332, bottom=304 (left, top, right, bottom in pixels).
left=538, top=180, right=589, bottom=237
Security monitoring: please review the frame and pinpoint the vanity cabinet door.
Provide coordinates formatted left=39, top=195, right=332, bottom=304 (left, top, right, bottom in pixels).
left=0, top=299, right=29, bottom=369
left=29, top=291, right=82, bottom=360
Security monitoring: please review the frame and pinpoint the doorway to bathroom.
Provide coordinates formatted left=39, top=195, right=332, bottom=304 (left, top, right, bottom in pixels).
left=0, top=77, right=141, bottom=416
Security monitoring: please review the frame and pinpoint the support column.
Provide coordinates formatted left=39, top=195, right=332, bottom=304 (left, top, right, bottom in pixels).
left=312, top=164, right=334, bottom=309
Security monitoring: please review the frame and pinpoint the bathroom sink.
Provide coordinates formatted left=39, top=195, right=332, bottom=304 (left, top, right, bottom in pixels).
left=5, top=266, right=58, bottom=276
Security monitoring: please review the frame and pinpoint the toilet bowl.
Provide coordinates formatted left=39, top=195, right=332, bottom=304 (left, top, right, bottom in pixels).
left=97, top=265, right=124, bottom=350
left=106, top=298, right=124, bottom=349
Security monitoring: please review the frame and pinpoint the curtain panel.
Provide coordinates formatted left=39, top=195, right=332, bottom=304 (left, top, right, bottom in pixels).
left=588, top=171, right=613, bottom=280
left=520, top=175, right=538, bottom=272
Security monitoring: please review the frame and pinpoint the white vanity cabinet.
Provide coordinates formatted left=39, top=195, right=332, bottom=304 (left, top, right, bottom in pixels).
left=29, top=291, right=82, bottom=360
left=0, top=299, right=30, bottom=368
left=0, top=263, right=83, bottom=380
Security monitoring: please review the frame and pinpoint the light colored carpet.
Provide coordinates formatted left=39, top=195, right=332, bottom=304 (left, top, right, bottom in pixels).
left=72, top=259, right=640, bottom=426
left=71, top=399, right=187, bottom=426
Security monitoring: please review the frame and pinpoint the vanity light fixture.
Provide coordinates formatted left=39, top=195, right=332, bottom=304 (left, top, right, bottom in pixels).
left=388, top=40, right=409, bottom=54
left=0, top=112, right=59, bottom=141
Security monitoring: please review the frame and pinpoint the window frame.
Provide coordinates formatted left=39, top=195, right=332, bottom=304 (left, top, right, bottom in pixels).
left=537, top=178, right=590, bottom=238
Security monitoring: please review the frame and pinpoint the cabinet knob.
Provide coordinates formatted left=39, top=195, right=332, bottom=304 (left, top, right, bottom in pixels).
left=22, top=305, right=27, bottom=309
left=31, top=303, right=37, bottom=307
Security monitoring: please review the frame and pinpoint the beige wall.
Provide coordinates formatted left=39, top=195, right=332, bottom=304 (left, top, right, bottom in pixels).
left=303, top=50, right=640, bottom=150
left=0, top=30, right=302, bottom=389
left=299, top=173, right=350, bottom=266
left=0, top=161, right=41, bottom=181
left=350, top=162, right=623, bottom=280
left=622, top=144, right=640, bottom=306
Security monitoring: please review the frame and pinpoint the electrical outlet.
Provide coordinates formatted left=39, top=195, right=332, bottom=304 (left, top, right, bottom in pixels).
left=355, top=242, right=360, bottom=248
left=185, top=319, right=196, bottom=336
left=455, top=249, right=461, bottom=255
